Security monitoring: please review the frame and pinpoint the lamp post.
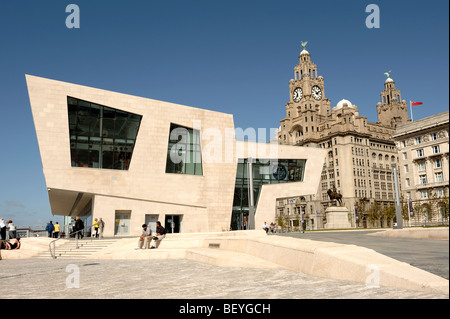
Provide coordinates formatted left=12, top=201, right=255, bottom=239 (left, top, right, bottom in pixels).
left=247, top=158, right=255, bottom=230
left=392, top=164, right=403, bottom=229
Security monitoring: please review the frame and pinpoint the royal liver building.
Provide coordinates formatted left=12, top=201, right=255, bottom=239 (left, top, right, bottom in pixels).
left=277, top=43, right=410, bottom=229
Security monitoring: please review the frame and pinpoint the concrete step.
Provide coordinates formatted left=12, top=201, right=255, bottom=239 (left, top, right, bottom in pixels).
left=37, top=238, right=123, bottom=259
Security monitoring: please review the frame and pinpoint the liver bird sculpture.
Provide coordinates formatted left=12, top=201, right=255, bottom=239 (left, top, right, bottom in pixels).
left=301, top=41, right=308, bottom=50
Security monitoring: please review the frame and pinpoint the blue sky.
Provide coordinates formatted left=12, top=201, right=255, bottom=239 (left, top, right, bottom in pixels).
left=0, top=0, right=448, bottom=227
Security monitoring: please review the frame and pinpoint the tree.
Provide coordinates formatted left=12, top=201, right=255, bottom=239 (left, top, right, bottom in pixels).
left=356, top=198, right=368, bottom=227
left=423, top=202, right=433, bottom=225
left=440, top=195, right=449, bottom=224
left=382, top=204, right=396, bottom=227
left=400, top=195, right=410, bottom=223
left=367, top=201, right=381, bottom=227
left=413, top=202, right=425, bottom=225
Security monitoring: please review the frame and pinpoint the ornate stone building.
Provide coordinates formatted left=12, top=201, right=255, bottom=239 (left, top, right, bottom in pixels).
left=392, top=111, right=449, bottom=225
left=276, top=45, right=411, bottom=229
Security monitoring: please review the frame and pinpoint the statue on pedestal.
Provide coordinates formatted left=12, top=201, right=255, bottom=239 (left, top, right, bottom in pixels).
left=327, top=186, right=343, bottom=206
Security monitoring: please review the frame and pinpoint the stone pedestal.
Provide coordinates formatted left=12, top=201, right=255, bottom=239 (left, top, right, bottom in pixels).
left=324, top=206, right=352, bottom=229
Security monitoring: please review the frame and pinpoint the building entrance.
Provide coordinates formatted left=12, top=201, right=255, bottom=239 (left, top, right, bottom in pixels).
left=164, top=215, right=182, bottom=233
left=115, top=211, right=131, bottom=236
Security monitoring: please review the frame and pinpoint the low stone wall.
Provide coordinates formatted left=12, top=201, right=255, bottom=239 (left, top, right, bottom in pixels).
left=199, top=231, right=449, bottom=296
left=367, top=227, right=449, bottom=240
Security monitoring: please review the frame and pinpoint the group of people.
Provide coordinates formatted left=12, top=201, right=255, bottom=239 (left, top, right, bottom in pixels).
left=45, top=221, right=62, bottom=238
left=0, top=218, right=20, bottom=257
left=71, top=216, right=105, bottom=239
left=0, top=218, right=16, bottom=240
left=263, top=220, right=307, bottom=234
left=45, top=217, right=105, bottom=239
left=262, top=222, right=277, bottom=234
left=92, top=218, right=105, bottom=238
left=137, top=221, right=166, bottom=249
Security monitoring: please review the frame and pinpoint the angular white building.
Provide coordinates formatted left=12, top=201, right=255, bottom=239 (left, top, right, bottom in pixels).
left=27, top=75, right=326, bottom=237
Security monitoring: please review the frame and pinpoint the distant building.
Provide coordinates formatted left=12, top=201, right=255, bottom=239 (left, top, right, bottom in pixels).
left=277, top=46, right=411, bottom=228
left=392, top=111, right=449, bottom=225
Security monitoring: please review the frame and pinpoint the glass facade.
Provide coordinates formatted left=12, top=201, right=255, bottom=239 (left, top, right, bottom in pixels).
left=165, top=123, right=203, bottom=176
left=231, top=158, right=306, bottom=230
left=68, top=97, right=142, bottom=170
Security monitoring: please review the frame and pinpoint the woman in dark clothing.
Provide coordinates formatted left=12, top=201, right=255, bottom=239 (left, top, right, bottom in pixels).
left=0, top=238, right=21, bottom=250
left=151, top=221, right=166, bottom=249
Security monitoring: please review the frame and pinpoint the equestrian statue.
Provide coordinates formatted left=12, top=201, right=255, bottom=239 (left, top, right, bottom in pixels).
left=327, top=186, right=343, bottom=206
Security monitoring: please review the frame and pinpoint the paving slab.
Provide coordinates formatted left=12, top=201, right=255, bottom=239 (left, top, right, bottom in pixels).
left=0, top=258, right=447, bottom=299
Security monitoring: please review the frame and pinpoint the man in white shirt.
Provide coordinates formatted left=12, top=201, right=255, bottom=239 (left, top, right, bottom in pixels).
left=0, top=219, right=6, bottom=240
left=137, top=224, right=152, bottom=249
left=263, top=222, right=269, bottom=234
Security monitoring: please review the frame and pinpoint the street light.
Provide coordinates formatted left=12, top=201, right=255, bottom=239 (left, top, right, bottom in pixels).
left=247, top=158, right=255, bottom=230
left=391, top=163, right=403, bottom=229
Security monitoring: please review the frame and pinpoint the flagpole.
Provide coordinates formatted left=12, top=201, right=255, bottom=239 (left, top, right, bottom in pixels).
left=409, top=101, right=414, bottom=121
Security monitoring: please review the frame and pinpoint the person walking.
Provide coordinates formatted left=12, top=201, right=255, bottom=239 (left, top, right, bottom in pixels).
left=150, top=221, right=166, bottom=249
left=46, top=221, right=54, bottom=238
left=74, top=216, right=84, bottom=239
left=93, top=218, right=99, bottom=238
left=7, top=221, right=16, bottom=239
left=0, top=219, right=6, bottom=240
left=98, top=217, right=105, bottom=239
left=53, top=222, right=61, bottom=238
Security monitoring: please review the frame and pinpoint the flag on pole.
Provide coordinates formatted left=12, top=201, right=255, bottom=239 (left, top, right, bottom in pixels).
left=409, top=101, right=423, bottom=121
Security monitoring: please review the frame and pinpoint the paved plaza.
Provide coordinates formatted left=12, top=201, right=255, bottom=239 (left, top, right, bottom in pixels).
left=0, top=258, right=448, bottom=299
left=277, top=230, right=449, bottom=280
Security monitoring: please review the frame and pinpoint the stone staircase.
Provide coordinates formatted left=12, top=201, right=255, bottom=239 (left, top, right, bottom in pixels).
left=35, top=238, right=121, bottom=259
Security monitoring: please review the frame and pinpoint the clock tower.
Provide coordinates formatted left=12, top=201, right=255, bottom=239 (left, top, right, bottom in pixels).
left=376, top=73, right=409, bottom=128
left=279, top=43, right=331, bottom=145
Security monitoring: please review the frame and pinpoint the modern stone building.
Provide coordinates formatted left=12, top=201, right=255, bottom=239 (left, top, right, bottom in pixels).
left=26, top=75, right=326, bottom=236
left=277, top=47, right=411, bottom=228
left=392, top=111, right=449, bottom=225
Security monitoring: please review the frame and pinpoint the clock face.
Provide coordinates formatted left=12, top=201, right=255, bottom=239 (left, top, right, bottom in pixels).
left=293, top=87, right=303, bottom=102
left=311, top=86, right=322, bottom=100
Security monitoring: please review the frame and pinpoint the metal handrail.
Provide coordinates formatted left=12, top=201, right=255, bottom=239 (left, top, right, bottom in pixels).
left=49, top=224, right=97, bottom=259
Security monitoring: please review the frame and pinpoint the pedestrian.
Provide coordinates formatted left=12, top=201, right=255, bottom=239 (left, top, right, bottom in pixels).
left=301, top=220, right=306, bottom=233
left=136, top=224, right=152, bottom=249
left=53, top=222, right=60, bottom=238
left=150, top=221, right=166, bottom=249
left=46, top=221, right=54, bottom=238
left=0, top=218, right=6, bottom=240
left=73, top=216, right=84, bottom=239
left=270, top=222, right=275, bottom=233
left=98, top=217, right=105, bottom=239
left=7, top=221, right=16, bottom=239
left=93, top=218, right=99, bottom=238
left=263, top=222, right=269, bottom=234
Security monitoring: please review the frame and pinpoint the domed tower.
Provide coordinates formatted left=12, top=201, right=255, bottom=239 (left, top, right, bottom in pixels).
left=279, top=42, right=331, bottom=145
left=376, top=71, right=409, bottom=128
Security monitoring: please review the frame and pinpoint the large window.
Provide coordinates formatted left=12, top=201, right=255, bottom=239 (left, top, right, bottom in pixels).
left=165, top=123, right=203, bottom=176
left=231, top=158, right=306, bottom=230
left=68, top=97, right=142, bottom=170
